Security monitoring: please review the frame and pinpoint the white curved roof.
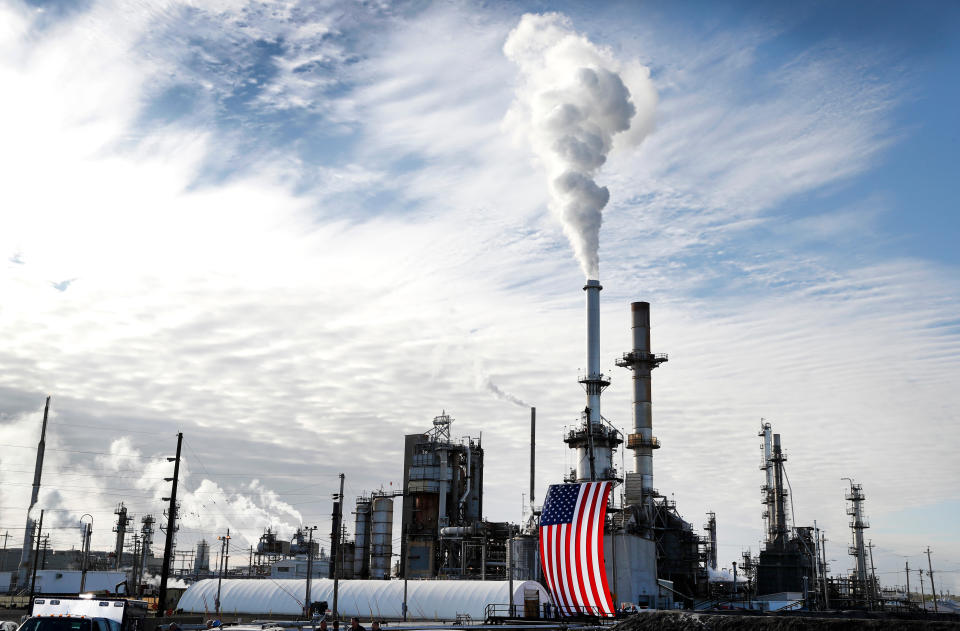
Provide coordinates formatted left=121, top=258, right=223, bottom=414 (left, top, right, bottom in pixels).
left=177, top=578, right=550, bottom=621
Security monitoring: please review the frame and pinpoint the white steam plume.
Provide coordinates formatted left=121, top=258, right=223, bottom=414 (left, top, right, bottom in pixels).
left=484, top=376, right=529, bottom=408
left=504, top=13, right=656, bottom=278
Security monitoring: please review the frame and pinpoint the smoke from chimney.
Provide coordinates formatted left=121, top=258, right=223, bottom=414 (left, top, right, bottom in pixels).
left=504, top=13, right=656, bottom=278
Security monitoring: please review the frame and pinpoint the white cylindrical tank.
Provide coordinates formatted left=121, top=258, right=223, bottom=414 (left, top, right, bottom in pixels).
left=195, top=540, right=210, bottom=572
left=507, top=535, right=541, bottom=582
left=340, top=542, right=355, bottom=579
left=370, top=496, right=394, bottom=579
left=177, top=578, right=552, bottom=621
left=354, top=497, right=371, bottom=579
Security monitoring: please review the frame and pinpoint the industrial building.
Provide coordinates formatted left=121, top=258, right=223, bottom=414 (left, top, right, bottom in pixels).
left=397, top=412, right=516, bottom=580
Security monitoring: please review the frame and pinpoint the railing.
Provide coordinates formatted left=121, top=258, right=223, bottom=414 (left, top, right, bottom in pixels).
left=616, top=351, right=669, bottom=367
left=484, top=602, right=619, bottom=621
left=626, top=433, right=660, bottom=449
left=564, top=425, right=622, bottom=444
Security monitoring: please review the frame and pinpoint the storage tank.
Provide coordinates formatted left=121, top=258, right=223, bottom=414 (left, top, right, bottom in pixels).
left=354, top=497, right=372, bottom=579
left=339, top=542, right=356, bottom=579
left=195, top=540, right=210, bottom=572
left=507, top=535, right=540, bottom=582
left=370, top=495, right=394, bottom=579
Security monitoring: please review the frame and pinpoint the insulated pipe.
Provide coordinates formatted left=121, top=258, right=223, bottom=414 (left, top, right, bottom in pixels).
left=458, top=441, right=471, bottom=507
left=440, top=526, right=477, bottom=538
left=630, top=302, right=653, bottom=486
left=437, top=448, right=449, bottom=530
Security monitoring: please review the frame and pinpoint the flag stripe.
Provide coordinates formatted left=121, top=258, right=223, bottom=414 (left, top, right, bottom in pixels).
left=571, top=485, right=589, bottom=614
left=539, top=529, right=557, bottom=615
left=576, top=482, right=598, bottom=614
left=583, top=482, right=603, bottom=614
left=562, top=522, right=580, bottom=614
left=595, top=483, right=614, bottom=614
left=553, top=526, right=569, bottom=615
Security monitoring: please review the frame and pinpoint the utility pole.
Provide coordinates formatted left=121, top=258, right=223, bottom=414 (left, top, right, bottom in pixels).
left=158, top=432, right=183, bottom=616
left=304, top=526, right=317, bottom=621
left=919, top=569, right=926, bottom=610
left=79, top=514, right=93, bottom=592
left=41, top=534, right=50, bottom=569
left=28, top=510, right=44, bottom=600
left=215, top=529, right=231, bottom=615
left=1, top=531, right=10, bottom=571
left=905, top=560, right=911, bottom=606
left=332, top=473, right=345, bottom=624
left=925, top=547, right=938, bottom=614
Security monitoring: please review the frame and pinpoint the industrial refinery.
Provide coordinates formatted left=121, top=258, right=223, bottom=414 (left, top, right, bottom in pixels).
left=2, top=275, right=954, bottom=627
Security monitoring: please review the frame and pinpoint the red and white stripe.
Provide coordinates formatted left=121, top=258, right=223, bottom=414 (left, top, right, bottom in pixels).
left=539, top=481, right=615, bottom=617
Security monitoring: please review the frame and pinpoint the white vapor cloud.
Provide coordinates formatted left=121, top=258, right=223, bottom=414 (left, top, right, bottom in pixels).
left=504, top=12, right=656, bottom=279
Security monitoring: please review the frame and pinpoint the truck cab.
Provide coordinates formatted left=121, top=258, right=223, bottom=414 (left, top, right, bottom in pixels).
left=24, top=597, right=148, bottom=631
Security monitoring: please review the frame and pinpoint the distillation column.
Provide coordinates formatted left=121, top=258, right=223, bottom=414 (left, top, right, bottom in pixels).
left=771, top=434, right=789, bottom=545
left=845, top=480, right=870, bottom=595
left=759, top=422, right=776, bottom=542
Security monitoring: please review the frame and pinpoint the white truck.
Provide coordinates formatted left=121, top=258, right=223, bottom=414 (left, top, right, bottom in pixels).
left=21, top=597, right=149, bottom=631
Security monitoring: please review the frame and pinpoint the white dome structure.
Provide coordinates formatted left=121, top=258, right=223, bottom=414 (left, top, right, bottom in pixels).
left=177, top=578, right=552, bottom=621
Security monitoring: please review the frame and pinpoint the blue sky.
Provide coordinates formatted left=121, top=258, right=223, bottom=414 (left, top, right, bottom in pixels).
left=1, top=0, right=958, bottom=593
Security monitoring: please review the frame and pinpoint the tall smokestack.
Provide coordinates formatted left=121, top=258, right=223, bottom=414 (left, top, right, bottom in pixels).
left=618, top=303, right=667, bottom=497
left=565, top=280, right=620, bottom=481
left=16, top=396, right=50, bottom=589
left=585, top=280, right=602, bottom=429
left=529, top=407, right=535, bottom=508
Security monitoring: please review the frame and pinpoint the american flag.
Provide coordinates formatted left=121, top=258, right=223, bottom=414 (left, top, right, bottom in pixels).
left=538, top=481, right=615, bottom=617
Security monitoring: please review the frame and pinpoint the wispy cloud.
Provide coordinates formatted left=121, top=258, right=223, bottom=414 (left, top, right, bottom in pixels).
left=0, top=0, right=957, bottom=590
